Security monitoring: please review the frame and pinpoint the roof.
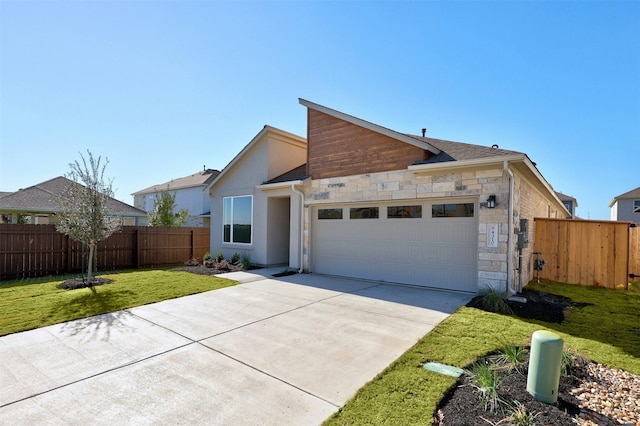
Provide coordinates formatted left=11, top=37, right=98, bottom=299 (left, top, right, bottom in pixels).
left=0, top=176, right=146, bottom=216
left=609, top=186, right=640, bottom=207
left=555, top=192, right=578, bottom=207
left=407, top=135, right=524, bottom=164
left=264, top=164, right=308, bottom=184
left=133, top=169, right=220, bottom=195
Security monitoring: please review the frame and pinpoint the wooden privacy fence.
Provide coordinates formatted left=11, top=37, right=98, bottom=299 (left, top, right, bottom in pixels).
left=0, top=224, right=210, bottom=280
left=534, top=218, right=639, bottom=290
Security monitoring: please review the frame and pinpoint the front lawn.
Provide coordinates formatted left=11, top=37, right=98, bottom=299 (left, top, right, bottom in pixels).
left=324, top=280, right=640, bottom=425
left=0, top=269, right=237, bottom=337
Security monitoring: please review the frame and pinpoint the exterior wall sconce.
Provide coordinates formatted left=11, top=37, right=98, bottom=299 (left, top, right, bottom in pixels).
left=487, top=195, right=496, bottom=209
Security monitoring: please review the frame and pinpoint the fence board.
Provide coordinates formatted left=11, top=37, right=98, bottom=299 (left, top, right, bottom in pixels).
left=0, top=224, right=210, bottom=280
left=630, top=226, right=640, bottom=279
left=534, top=218, right=632, bottom=289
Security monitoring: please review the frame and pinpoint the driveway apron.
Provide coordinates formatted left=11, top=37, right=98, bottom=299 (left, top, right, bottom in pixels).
left=0, top=270, right=471, bottom=425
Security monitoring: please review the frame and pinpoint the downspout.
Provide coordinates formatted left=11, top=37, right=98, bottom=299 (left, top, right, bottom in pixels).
left=504, top=161, right=518, bottom=296
left=291, top=183, right=305, bottom=273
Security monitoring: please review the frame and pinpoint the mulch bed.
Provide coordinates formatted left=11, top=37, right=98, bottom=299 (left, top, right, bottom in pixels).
left=434, top=289, right=601, bottom=425
left=172, top=263, right=246, bottom=276
left=57, top=277, right=114, bottom=290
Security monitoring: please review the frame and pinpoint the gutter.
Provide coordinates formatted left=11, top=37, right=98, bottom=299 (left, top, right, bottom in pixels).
left=408, top=154, right=526, bottom=174
left=290, top=183, right=305, bottom=273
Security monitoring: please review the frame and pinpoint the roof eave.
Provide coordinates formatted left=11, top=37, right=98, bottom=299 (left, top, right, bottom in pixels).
left=256, top=179, right=308, bottom=191
left=299, top=98, right=442, bottom=155
left=408, top=154, right=526, bottom=173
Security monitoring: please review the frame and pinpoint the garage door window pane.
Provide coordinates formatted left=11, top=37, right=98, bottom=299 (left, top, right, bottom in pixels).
left=318, top=208, right=343, bottom=219
left=432, top=203, right=474, bottom=218
left=350, top=207, right=379, bottom=219
left=387, top=205, right=422, bottom=218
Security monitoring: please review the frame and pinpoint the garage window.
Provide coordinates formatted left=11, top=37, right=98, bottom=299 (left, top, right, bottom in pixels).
left=350, top=207, right=379, bottom=219
left=223, top=195, right=253, bottom=244
left=432, top=203, right=474, bottom=218
left=318, top=208, right=343, bottom=219
left=388, top=205, right=422, bottom=219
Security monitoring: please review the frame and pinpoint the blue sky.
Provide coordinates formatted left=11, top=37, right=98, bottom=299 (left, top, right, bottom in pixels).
left=1, top=0, right=638, bottom=220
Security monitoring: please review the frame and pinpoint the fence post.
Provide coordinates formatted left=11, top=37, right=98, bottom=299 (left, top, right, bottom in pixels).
left=65, top=235, right=72, bottom=273
left=135, top=228, right=140, bottom=269
left=190, top=230, right=194, bottom=260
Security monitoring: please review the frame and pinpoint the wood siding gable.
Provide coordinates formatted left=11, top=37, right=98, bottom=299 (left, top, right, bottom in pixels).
left=307, top=109, right=430, bottom=179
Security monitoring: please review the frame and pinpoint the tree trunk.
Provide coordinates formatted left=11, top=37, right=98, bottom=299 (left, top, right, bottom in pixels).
left=87, top=243, right=95, bottom=285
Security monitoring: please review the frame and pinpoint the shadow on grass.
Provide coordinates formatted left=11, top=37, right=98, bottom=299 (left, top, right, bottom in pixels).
left=52, top=287, right=137, bottom=342
left=476, top=282, right=640, bottom=359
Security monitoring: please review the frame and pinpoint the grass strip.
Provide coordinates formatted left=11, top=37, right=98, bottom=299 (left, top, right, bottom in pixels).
left=0, top=269, right=237, bottom=337
left=324, top=281, right=640, bottom=425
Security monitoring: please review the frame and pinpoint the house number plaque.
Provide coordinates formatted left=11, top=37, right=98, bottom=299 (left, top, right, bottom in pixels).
left=487, top=223, right=499, bottom=248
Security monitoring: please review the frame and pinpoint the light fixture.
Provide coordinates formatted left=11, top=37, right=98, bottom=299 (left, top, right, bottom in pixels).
left=487, top=195, right=496, bottom=209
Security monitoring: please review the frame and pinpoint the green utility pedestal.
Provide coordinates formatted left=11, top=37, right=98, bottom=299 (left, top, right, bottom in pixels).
left=526, top=330, right=563, bottom=404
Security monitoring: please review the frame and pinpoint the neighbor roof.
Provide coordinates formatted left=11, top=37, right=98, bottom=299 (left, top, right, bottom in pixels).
left=133, top=169, right=220, bottom=195
left=0, top=176, right=146, bottom=216
left=609, top=186, right=640, bottom=207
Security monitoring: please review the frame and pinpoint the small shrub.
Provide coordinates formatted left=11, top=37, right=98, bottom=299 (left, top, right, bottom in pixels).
left=508, top=400, right=539, bottom=426
left=241, top=252, right=251, bottom=270
left=496, top=345, right=525, bottom=374
left=561, top=349, right=585, bottom=377
left=214, top=251, right=224, bottom=262
left=230, top=252, right=240, bottom=265
left=464, top=361, right=505, bottom=414
left=481, top=286, right=513, bottom=315
left=203, top=252, right=212, bottom=261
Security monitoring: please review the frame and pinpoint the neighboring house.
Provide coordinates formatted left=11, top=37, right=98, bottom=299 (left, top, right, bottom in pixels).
left=555, top=192, right=578, bottom=218
left=207, top=99, right=568, bottom=295
left=609, top=186, right=640, bottom=224
left=0, top=176, right=146, bottom=225
left=132, top=168, right=220, bottom=228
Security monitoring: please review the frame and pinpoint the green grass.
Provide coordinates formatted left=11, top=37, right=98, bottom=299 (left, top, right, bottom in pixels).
left=0, top=270, right=237, bottom=337
left=324, top=280, right=640, bottom=425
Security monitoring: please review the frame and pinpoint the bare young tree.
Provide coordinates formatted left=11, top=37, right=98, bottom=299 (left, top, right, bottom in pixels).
left=56, top=150, right=121, bottom=285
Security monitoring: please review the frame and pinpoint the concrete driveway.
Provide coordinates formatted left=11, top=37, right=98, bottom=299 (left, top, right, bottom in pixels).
left=0, top=269, right=471, bottom=425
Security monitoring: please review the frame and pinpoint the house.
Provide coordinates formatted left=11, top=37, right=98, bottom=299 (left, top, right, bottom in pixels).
left=207, top=99, right=568, bottom=294
left=555, top=192, right=578, bottom=218
left=0, top=176, right=146, bottom=225
left=132, top=168, right=220, bottom=227
left=609, top=186, right=640, bottom=224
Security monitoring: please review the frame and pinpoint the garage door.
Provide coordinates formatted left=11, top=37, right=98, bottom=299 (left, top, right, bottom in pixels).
left=312, top=200, right=478, bottom=293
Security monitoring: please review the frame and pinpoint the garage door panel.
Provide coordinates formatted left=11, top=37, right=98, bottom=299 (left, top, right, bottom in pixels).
left=313, top=203, right=478, bottom=293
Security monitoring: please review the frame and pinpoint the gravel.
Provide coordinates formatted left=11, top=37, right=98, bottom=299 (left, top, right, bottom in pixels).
left=573, top=362, right=640, bottom=426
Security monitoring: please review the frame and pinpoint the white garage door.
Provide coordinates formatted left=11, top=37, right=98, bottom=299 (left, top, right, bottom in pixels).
left=312, top=200, right=478, bottom=293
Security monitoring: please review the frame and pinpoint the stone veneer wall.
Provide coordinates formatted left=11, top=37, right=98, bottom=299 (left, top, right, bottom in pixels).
left=300, top=167, right=513, bottom=293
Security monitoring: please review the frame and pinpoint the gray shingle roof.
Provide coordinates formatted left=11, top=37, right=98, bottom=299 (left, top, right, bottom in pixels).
left=406, top=135, right=524, bottom=164
left=613, top=186, right=640, bottom=200
left=0, top=176, right=146, bottom=216
left=133, top=169, right=220, bottom=195
left=264, top=164, right=308, bottom=184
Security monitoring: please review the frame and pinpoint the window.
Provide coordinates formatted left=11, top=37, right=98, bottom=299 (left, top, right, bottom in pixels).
left=634, top=200, right=640, bottom=214
left=318, top=208, right=343, bottom=220
left=387, top=205, right=422, bottom=219
left=223, top=196, right=253, bottom=244
left=432, top=203, right=474, bottom=218
left=350, top=207, right=379, bottom=219
left=122, top=217, right=136, bottom=226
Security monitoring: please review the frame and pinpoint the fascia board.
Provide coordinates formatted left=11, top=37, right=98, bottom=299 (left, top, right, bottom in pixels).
left=299, top=98, right=441, bottom=154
